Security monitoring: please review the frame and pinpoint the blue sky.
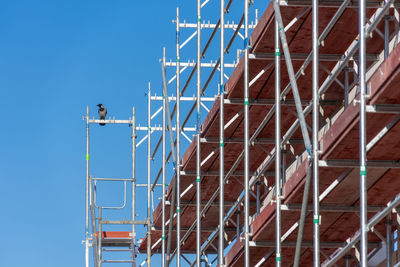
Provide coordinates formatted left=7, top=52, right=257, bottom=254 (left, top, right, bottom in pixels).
left=0, top=1, right=266, bottom=266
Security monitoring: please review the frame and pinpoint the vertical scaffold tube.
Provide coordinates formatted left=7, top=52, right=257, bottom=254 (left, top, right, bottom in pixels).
left=162, top=50, right=166, bottom=267
left=85, top=106, right=90, bottom=267
left=147, top=82, right=152, bottom=267
left=312, top=0, right=320, bottom=265
left=196, top=0, right=202, bottom=265
left=244, top=0, right=250, bottom=266
left=98, top=208, right=102, bottom=267
left=161, top=48, right=178, bottom=267
left=274, top=5, right=282, bottom=265
left=176, top=7, right=181, bottom=267
left=386, top=216, right=392, bottom=267
left=384, top=13, right=389, bottom=59
left=359, top=0, right=368, bottom=264
left=219, top=0, right=225, bottom=266
left=132, top=107, right=137, bottom=267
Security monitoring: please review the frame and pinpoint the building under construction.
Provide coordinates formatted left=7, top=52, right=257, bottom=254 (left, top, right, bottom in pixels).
left=83, top=0, right=400, bottom=266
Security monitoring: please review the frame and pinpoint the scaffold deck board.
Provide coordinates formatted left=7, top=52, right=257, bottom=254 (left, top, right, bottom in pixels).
left=101, top=231, right=133, bottom=247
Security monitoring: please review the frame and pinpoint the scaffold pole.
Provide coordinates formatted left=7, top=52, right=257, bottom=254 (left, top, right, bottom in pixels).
left=196, top=0, right=202, bottom=265
left=161, top=49, right=166, bottom=267
left=312, top=0, right=320, bottom=264
left=85, top=106, right=90, bottom=267
left=147, top=82, right=152, bottom=267
left=359, top=0, right=368, bottom=263
left=175, top=7, right=182, bottom=267
left=131, top=107, right=137, bottom=267
left=274, top=1, right=282, bottom=265
left=161, top=48, right=178, bottom=266
left=244, top=0, right=250, bottom=266
left=219, top=0, right=225, bottom=265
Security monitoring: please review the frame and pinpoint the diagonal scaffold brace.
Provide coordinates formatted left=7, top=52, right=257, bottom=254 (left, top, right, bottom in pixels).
left=273, top=3, right=313, bottom=266
left=273, top=2, right=312, bottom=154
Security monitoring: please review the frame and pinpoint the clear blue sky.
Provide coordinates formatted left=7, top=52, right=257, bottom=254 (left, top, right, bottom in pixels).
left=0, top=1, right=266, bottom=266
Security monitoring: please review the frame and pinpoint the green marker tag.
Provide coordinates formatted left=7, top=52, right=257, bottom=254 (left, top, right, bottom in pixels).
left=220, top=139, right=224, bottom=147
left=244, top=97, right=249, bottom=106
left=276, top=253, right=281, bottom=262
left=198, top=16, right=201, bottom=22
left=176, top=56, right=180, bottom=62
left=313, top=214, right=321, bottom=224
left=196, top=176, right=201, bottom=182
left=86, top=154, right=89, bottom=161
left=177, top=207, right=181, bottom=213
left=360, top=166, right=367, bottom=176
left=275, top=48, right=281, bottom=56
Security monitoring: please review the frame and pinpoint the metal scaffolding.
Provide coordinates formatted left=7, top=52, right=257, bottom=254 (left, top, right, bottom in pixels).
left=84, top=106, right=142, bottom=266
left=84, top=0, right=400, bottom=266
